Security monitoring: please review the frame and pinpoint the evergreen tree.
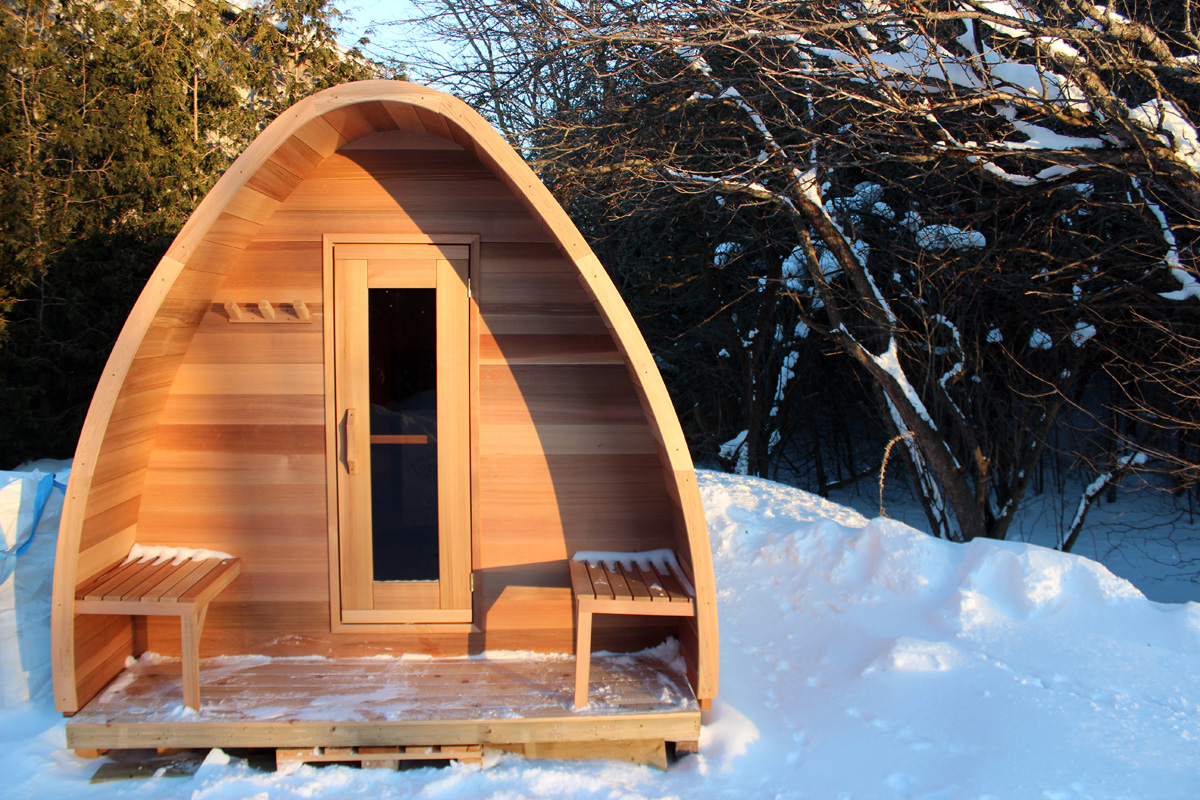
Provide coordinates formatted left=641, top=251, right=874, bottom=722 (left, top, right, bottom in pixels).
left=0, top=0, right=384, bottom=465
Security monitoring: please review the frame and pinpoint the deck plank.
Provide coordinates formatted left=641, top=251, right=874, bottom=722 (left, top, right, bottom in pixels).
left=66, top=652, right=698, bottom=750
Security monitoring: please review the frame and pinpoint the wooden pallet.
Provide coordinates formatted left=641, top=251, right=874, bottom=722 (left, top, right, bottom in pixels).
left=276, top=744, right=482, bottom=771
left=495, top=739, right=672, bottom=770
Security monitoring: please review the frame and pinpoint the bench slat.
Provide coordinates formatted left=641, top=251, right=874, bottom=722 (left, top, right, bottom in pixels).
left=665, top=560, right=697, bottom=598
left=180, top=559, right=240, bottom=603
left=616, top=563, right=653, bottom=602
left=160, top=558, right=221, bottom=602
left=120, top=560, right=191, bottom=601
left=586, top=563, right=613, bottom=600
left=106, top=561, right=167, bottom=600
left=635, top=563, right=670, bottom=601
left=75, top=558, right=126, bottom=598
left=141, top=559, right=209, bottom=601
left=83, top=561, right=155, bottom=601
left=653, top=563, right=692, bottom=603
left=568, top=560, right=593, bottom=600
left=603, top=564, right=633, bottom=601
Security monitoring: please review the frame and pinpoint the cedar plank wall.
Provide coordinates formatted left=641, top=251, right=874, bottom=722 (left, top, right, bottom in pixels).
left=135, top=129, right=679, bottom=657
left=58, top=107, right=335, bottom=711
left=67, top=236, right=253, bottom=708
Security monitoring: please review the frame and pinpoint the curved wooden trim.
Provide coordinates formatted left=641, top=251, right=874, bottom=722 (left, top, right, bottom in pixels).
left=53, top=81, right=717, bottom=711
left=53, top=256, right=189, bottom=711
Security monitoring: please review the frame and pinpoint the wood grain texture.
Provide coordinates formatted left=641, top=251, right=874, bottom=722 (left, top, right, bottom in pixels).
left=181, top=332, right=323, bottom=364
left=479, top=335, right=622, bottom=365
left=170, top=363, right=323, bottom=395
left=74, top=615, right=134, bottom=712
left=148, top=424, right=324, bottom=456
left=479, top=313, right=608, bottom=336
left=66, top=653, right=698, bottom=751
left=158, top=394, right=324, bottom=426
left=479, top=364, right=640, bottom=398
left=481, top=391, right=648, bottom=427
left=479, top=424, right=659, bottom=456
left=81, top=470, right=145, bottom=525
left=435, top=256, right=472, bottom=611
left=55, top=82, right=715, bottom=716
left=79, top=497, right=140, bottom=552
left=326, top=243, right=474, bottom=624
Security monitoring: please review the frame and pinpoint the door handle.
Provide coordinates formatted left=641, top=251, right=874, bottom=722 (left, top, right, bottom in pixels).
left=345, top=408, right=357, bottom=474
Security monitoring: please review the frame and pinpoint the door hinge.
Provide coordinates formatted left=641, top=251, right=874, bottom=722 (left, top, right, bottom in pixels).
left=467, top=277, right=472, bottom=299
left=469, top=572, right=475, bottom=592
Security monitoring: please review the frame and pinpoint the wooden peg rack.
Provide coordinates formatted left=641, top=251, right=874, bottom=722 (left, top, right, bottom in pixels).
left=225, top=300, right=313, bottom=324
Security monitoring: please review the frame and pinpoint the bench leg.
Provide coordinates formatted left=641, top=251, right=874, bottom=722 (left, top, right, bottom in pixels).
left=573, top=602, right=593, bottom=709
left=180, top=604, right=209, bottom=711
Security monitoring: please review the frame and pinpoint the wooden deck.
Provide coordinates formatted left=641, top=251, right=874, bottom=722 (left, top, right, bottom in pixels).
left=65, top=652, right=700, bottom=752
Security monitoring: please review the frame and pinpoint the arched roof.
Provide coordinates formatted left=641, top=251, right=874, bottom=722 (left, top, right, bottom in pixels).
left=53, top=81, right=715, bottom=712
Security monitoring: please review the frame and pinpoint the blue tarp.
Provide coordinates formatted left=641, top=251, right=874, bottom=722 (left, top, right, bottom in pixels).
left=0, top=469, right=69, bottom=587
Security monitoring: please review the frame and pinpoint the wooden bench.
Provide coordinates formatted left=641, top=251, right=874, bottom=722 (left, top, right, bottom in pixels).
left=75, top=553, right=241, bottom=711
left=569, top=550, right=696, bottom=708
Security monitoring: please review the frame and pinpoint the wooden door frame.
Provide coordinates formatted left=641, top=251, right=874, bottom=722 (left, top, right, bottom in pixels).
left=322, top=233, right=482, bottom=634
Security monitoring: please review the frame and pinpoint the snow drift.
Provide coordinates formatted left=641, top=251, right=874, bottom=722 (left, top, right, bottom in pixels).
left=1, top=469, right=1197, bottom=799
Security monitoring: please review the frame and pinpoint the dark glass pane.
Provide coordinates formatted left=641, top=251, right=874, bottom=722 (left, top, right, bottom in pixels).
left=369, top=442, right=438, bottom=581
left=368, top=288, right=439, bottom=582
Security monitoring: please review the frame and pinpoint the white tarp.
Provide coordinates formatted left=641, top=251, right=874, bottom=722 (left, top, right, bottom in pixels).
left=0, top=460, right=70, bottom=706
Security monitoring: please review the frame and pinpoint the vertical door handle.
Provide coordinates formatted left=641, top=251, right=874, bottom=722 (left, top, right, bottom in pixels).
left=345, top=408, right=358, bottom=474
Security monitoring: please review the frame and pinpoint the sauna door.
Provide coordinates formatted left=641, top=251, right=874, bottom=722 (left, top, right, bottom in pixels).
left=329, top=240, right=472, bottom=625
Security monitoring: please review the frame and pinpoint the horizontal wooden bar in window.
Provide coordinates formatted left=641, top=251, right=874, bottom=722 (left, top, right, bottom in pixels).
left=369, top=435, right=430, bottom=445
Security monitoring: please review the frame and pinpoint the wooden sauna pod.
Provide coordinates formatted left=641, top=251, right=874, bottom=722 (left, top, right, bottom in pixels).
left=51, top=81, right=717, bottom=721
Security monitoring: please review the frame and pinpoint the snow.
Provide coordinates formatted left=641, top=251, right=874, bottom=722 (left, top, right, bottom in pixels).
left=1068, top=453, right=1149, bottom=535
left=2, top=470, right=1199, bottom=798
left=1129, top=99, right=1200, bottom=175
left=1029, top=328, right=1054, bottom=349
left=1071, top=320, right=1097, bottom=347
left=719, top=429, right=751, bottom=475
left=1005, top=120, right=1104, bottom=151
left=1131, top=177, right=1200, bottom=302
left=973, top=156, right=1039, bottom=185
left=781, top=246, right=805, bottom=289
left=572, top=548, right=690, bottom=594
left=872, top=338, right=937, bottom=432
left=126, top=544, right=235, bottom=566
left=713, top=240, right=739, bottom=266
left=978, top=0, right=1038, bottom=38
left=914, top=224, right=987, bottom=250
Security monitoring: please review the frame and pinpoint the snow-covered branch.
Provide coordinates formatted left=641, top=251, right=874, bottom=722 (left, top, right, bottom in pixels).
left=416, top=0, right=1200, bottom=541
left=1062, top=453, right=1149, bottom=553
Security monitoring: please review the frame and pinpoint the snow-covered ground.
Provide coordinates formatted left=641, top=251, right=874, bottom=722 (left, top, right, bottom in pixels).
left=828, top=472, right=1200, bottom=605
left=2, top=469, right=1198, bottom=799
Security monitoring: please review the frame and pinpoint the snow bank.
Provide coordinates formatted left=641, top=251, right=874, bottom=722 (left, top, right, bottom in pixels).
left=699, top=472, right=1199, bottom=798
left=1, top=470, right=1197, bottom=798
